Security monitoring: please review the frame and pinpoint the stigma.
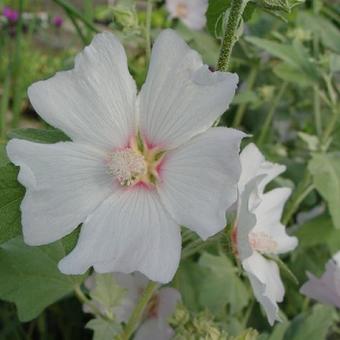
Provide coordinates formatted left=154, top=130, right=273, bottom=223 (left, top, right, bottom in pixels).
left=108, top=148, right=146, bottom=187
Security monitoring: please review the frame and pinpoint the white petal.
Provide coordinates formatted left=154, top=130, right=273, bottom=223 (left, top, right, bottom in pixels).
left=158, top=287, right=181, bottom=320
left=58, top=189, right=181, bottom=284
left=134, top=319, right=174, bottom=340
left=253, top=188, right=298, bottom=254
left=236, top=176, right=265, bottom=261
left=6, top=139, right=113, bottom=245
left=157, top=128, right=245, bottom=240
left=138, top=29, right=238, bottom=149
left=28, top=32, right=136, bottom=150
left=239, top=143, right=286, bottom=195
left=243, top=252, right=284, bottom=326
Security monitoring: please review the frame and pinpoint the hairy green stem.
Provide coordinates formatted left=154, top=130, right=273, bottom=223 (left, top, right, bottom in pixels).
left=66, top=8, right=88, bottom=45
left=257, top=81, right=287, bottom=146
left=232, top=66, right=258, bottom=127
left=216, top=0, right=246, bottom=71
left=119, top=281, right=158, bottom=340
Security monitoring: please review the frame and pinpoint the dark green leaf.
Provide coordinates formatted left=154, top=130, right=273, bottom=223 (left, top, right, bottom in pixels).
left=206, top=0, right=231, bottom=37
left=0, top=236, right=84, bottom=321
left=0, top=164, right=24, bottom=245
left=308, top=152, right=340, bottom=229
left=8, top=128, right=70, bottom=144
left=198, top=253, right=250, bottom=315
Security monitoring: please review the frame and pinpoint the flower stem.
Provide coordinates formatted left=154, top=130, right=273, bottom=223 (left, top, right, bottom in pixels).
left=216, top=0, right=246, bottom=72
left=257, top=81, right=287, bottom=147
left=119, top=281, right=158, bottom=340
left=232, top=65, right=258, bottom=127
left=145, top=0, right=153, bottom=64
left=53, top=0, right=99, bottom=33
left=282, top=171, right=314, bottom=225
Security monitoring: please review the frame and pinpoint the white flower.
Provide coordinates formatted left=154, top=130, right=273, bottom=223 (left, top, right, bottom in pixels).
left=85, top=272, right=181, bottom=340
left=233, top=143, right=298, bottom=325
left=166, top=0, right=208, bottom=30
left=300, top=251, right=340, bottom=308
left=7, top=30, right=243, bottom=283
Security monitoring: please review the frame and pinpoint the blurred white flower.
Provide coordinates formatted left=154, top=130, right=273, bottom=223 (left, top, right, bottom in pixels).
left=7, top=29, right=243, bottom=283
left=85, top=272, right=181, bottom=340
left=166, top=0, right=208, bottom=30
left=233, top=143, right=298, bottom=325
left=300, top=251, right=340, bottom=308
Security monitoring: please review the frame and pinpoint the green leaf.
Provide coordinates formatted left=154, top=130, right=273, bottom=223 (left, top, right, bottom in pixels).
left=198, top=253, right=250, bottom=315
left=283, top=304, right=335, bottom=340
left=245, top=37, right=320, bottom=82
left=8, top=128, right=70, bottom=144
left=0, top=164, right=25, bottom=245
left=0, top=236, right=84, bottom=321
left=296, top=215, right=340, bottom=253
left=308, top=152, right=340, bottom=229
left=0, top=143, right=10, bottom=167
left=86, top=318, right=122, bottom=340
left=273, top=62, right=312, bottom=87
left=298, top=11, right=340, bottom=53
left=89, top=274, right=126, bottom=314
left=206, top=0, right=231, bottom=37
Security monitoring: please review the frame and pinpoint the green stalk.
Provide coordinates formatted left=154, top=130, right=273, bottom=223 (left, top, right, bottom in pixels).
left=53, top=0, right=99, bottom=33
left=84, top=0, right=94, bottom=43
left=257, top=81, right=287, bottom=146
left=282, top=171, right=314, bottom=225
left=232, top=66, right=258, bottom=127
left=119, top=281, right=158, bottom=340
left=11, top=0, right=24, bottom=128
left=216, top=0, right=247, bottom=72
left=65, top=8, right=88, bottom=45
left=145, top=0, right=153, bottom=64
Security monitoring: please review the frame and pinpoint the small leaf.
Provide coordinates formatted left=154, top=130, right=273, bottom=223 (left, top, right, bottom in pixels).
left=86, top=318, right=122, bottom=340
left=283, top=304, right=335, bottom=340
left=89, top=274, right=126, bottom=314
left=8, top=128, right=70, bottom=144
left=308, top=152, right=340, bottom=229
left=0, top=236, right=84, bottom=321
left=206, top=0, right=231, bottom=37
left=0, top=164, right=25, bottom=245
left=198, top=252, right=250, bottom=315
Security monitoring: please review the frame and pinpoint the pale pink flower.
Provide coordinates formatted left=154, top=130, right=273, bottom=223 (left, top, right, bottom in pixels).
left=7, top=30, right=243, bottom=283
left=166, top=0, right=208, bottom=30
left=233, top=143, right=298, bottom=325
left=300, top=251, right=340, bottom=308
left=85, top=272, right=180, bottom=340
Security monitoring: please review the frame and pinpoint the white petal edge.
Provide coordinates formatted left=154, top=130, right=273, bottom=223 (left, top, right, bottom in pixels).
left=28, top=32, right=137, bottom=151
left=243, top=252, right=285, bottom=326
left=157, top=127, right=245, bottom=240
left=6, top=139, right=114, bottom=245
left=134, top=318, right=174, bottom=340
left=253, top=187, right=298, bottom=254
left=239, top=143, right=286, bottom=195
left=138, top=29, right=238, bottom=149
left=58, top=188, right=181, bottom=284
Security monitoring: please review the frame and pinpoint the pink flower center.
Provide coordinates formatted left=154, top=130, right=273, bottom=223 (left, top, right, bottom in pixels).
left=108, top=134, right=165, bottom=188
left=249, top=231, right=278, bottom=254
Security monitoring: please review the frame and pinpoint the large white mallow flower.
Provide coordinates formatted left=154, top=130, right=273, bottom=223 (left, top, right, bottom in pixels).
left=233, top=143, right=298, bottom=325
left=7, top=30, right=244, bottom=283
left=300, top=251, right=340, bottom=308
left=166, top=0, right=208, bottom=30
